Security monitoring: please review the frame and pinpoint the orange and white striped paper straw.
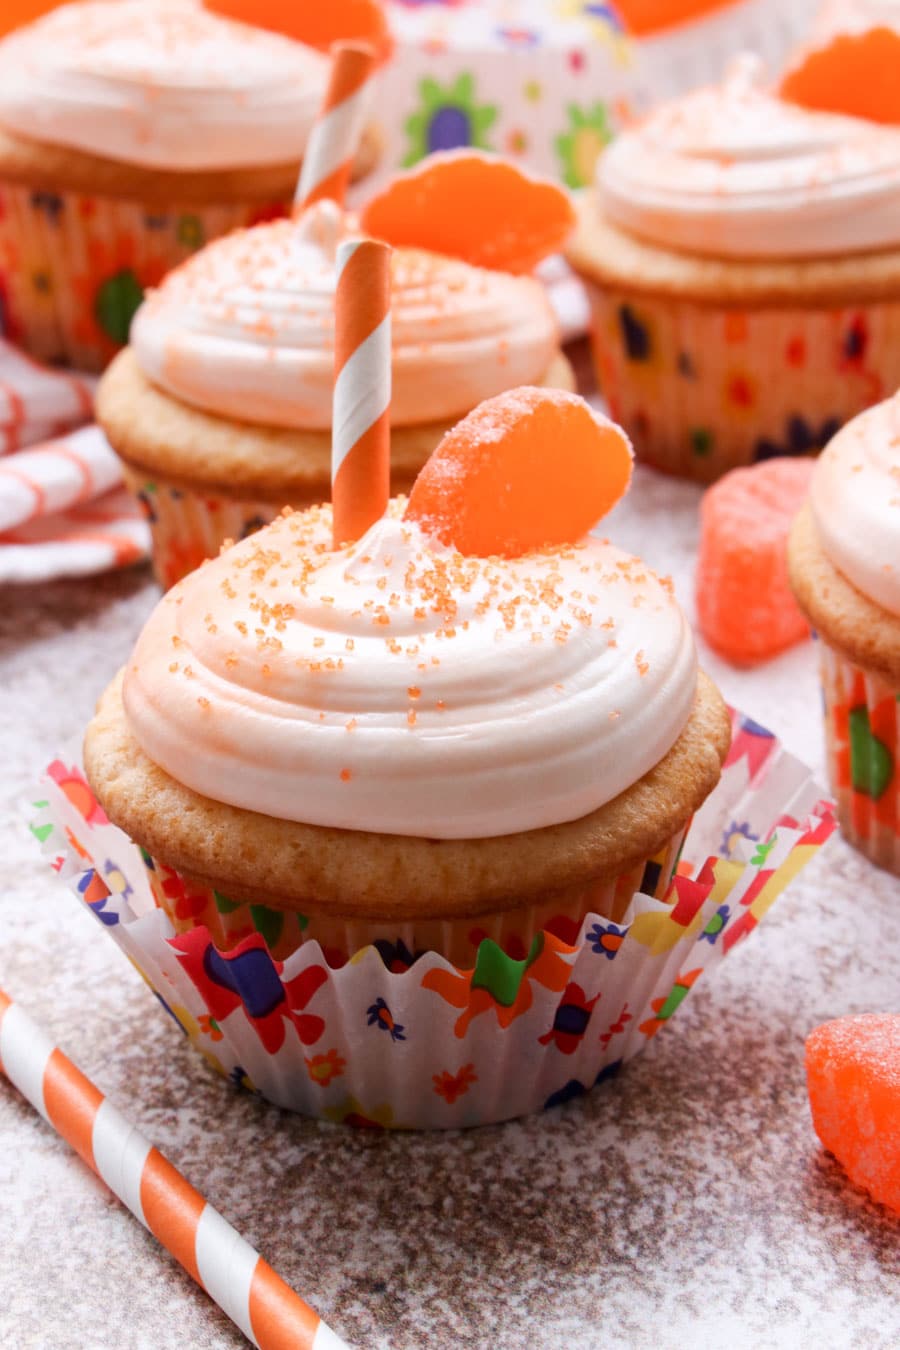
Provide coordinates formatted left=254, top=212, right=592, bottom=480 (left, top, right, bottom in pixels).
left=331, top=238, right=391, bottom=548
left=294, top=42, right=376, bottom=213
left=0, top=989, right=349, bottom=1350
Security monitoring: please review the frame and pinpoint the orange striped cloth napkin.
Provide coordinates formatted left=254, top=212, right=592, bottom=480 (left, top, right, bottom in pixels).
left=0, top=426, right=150, bottom=583
left=0, top=339, right=95, bottom=453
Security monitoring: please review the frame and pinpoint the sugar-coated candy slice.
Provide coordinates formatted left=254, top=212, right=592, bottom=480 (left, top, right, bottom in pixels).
left=781, top=29, right=900, bottom=125
left=0, top=0, right=64, bottom=36
left=614, top=0, right=737, bottom=35
left=359, top=151, right=577, bottom=275
left=202, top=0, right=392, bottom=61
left=696, top=457, right=814, bottom=665
left=806, top=1014, right=900, bottom=1214
left=405, top=387, right=633, bottom=558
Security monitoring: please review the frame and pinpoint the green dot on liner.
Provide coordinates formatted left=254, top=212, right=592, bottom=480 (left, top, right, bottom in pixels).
left=94, top=268, right=144, bottom=345
left=849, top=705, right=894, bottom=800
left=691, top=428, right=714, bottom=457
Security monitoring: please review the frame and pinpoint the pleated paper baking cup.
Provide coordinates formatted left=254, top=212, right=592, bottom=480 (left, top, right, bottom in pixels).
left=817, top=640, right=900, bottom=876
left=0, top=181, right=288, bottom=373
left=584, top=281, right=900, bottom=484
left=137, top=826, right=688, bottom=970
left=33, top=712, right=835, bottom=1129
left=123, top=467, right=284, bottom=590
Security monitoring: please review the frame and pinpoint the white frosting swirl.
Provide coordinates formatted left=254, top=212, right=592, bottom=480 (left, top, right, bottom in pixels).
left=123, top=504, right=698, bottom=839
left=0, top=1, right=327, bottom=171
left=810, top=392, right=900, bottom=617
left=598, top=56, right=900, bottom=259
left=131, top=204, right=560, bottom=428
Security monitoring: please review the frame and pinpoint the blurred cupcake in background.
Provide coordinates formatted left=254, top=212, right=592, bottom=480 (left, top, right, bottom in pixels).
left=566, top=52, right=900, bottom=482
left=0, top=0, right=379, bottom=371
left=788, top=393, right=900, bottom=876
left=96, top=152, right=577, bottom=589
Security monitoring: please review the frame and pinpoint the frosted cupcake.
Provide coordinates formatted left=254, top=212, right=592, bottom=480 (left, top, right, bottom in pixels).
left=97, top=157, right=576, bottom=589
left=84, top=387, right=731, bottom=970
left=788, top=393, right=900, bottom=875
left=566, top=56, right=900, bottom=483
left=0, top=1, right=377, bottom=371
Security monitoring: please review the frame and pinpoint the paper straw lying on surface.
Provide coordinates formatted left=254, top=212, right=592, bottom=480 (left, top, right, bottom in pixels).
left=0, top=989, right=349, bottom=1350
left=331, top=238, right=391, bottom=548
left=294, top=41, right=376, bottom=212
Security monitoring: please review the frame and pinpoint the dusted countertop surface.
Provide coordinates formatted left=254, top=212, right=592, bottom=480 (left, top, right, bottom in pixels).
left=1, top=464, right=898, bottom=1349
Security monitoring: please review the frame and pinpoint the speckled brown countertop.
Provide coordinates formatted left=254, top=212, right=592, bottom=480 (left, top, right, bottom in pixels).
left=2, top=465, right=899, bottom=1350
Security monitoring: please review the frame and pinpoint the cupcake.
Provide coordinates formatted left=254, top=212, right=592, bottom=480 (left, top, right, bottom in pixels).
left=84, top=387, right=731, bottom=974
left=0, top=0, right=378, bottom=371
left=788, top=392, right=900, bottom=875
left=566, top=55, right=900, bottom=483
left=96, top=156, right=576, bottom=590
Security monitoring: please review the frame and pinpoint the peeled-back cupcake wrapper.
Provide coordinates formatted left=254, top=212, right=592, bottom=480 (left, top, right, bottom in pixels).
left=139, top=826, right=689, bottom=969
left=817, top=639, right=900, bottom=874
left=584, top=281, right=900, bottom=483
left=32, top=711, right=835, bottom=1128
left=124, top=467, right=281, bottom=591
left=0, top=182, right=289, bottom=374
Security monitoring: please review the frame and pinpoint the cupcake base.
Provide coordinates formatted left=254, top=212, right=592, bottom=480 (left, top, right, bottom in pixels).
left=35, top=707, right=835, bottom=1127
left=583, top=279, right=900, bottom=484
left=568, top=204, right=900, bottom=483
left=818, top=641, right=900, bottom=875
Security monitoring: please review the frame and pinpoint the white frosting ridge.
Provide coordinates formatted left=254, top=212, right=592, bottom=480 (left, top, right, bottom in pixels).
left=810, top=392, right=900, bottom=617
left=0, top=1, right=327, bottom=171
left=122, top=505, right=698, bottom=839
left=597, top=56, right=900, bottom=259
left=131, top=205, right=560, bottom=428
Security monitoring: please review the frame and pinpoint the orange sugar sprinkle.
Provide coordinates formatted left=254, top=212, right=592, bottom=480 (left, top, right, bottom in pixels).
left=340, top=768, right=352, bottom=783
left=431, top=656, right=441, bottom=666
left=417, top=662, right=427, bottom=671
left=436, top=699, right=446, bottom=712
left=197, top=696, right=210, bottom=710
left=168, top=662, right=179, bottom=673
left=235, top=620, right=248, bottom=636
left=346, top=718, right=357, bottom=731
left=224, top=653, right=238, bottom=670
left=408, top=686, right=421, bottom=699
left=554, top=683, right=565, bottom=692
left=608, top=639, right=618, bottom=649
left=374, top=612, right=391, bottom=626
left=261, top=663, right=272, bottom=677
left=636, top=651, right=649, bottom=676
left=531, top=632, right=543, bottom=643
left=407, top=709, right=417, bottom=727
left=171, top=634, right=182, bottom=648
left=345, top=638, right=355, bottom=651
left=313, top=636, right=325, bottom=648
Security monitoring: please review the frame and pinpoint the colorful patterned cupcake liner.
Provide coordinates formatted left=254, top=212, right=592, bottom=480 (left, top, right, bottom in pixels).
left=124, top=469, right=285, bottom=590
left=0, top=181, right=289, bottom=372
left=138, top=826, right=689, bottom=969
left=584, top=281, right=900, bottom=483
left=818, top=640, right=900, bottom=875
left=32, top=710, right=834, bottom=1128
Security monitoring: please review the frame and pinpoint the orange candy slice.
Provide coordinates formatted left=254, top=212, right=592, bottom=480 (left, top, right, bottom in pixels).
left=806, top=1014, right=900, bottom=1214
left=781, top=29, right=900, bottom=125
left=696, top=457, right=814, bottom=665
left=614, top=0, right=740, bottom=36
left=202, top=0, right=392, bottom=62
left=0, top=0, right=67, bottom=37
left=404, top=388, right=633, bottom=558
left=360, top=151, right=577, bottom=275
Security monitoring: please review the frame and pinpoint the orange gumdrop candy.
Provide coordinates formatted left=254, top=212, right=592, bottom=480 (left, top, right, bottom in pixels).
left=806, top=1015, right=900, bottom=1214
left=360, top=152, right=576, bottom=275
left=202, top=0, right=392, bottom=62
left=696, top=457, right=814, bottom=666
left=781, top=29, right=900, bottom=125
left=404, top=388, right=632, bottom=558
